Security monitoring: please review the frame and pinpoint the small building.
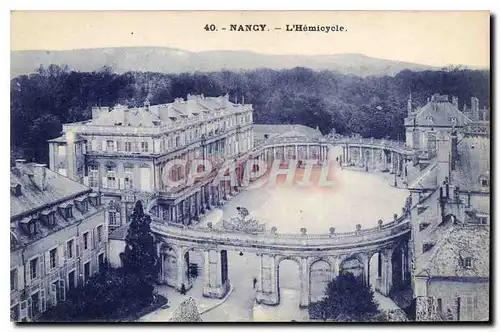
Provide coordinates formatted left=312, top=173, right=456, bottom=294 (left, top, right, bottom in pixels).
left=10, top=160, right=107, bottom=322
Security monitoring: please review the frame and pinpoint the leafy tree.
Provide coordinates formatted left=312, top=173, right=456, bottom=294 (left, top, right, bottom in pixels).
left=121, top=200, right=160, bottom=300
left=308, top=272, right=379, bottom=321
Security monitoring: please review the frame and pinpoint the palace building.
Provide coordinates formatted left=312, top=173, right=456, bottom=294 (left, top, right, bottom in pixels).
left=10, top=160, right=107, bottom=322
left=47, top=94, right=254, bottom=231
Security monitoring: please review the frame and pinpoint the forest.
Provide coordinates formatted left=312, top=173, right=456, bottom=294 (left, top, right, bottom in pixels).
left=10, top=65, right=490, bottom=164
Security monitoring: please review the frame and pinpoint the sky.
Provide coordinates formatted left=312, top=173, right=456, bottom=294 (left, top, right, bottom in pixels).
left=10, top=11, right=490, bottom=67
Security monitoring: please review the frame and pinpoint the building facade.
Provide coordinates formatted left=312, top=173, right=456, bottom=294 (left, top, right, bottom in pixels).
left=406, top=98, right=490, bottom=321
left=10, top=161, right=107, bottom=322
left=47, top=94, right=254, bottom=231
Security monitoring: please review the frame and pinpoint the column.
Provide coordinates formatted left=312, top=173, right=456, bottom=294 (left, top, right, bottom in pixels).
left=294, top=145, right=298, bottom=160
left=380, top=249, right=393, bottom=296
left=359, top=146, right=363, bottom=166
left=176, top=248, right=189, bottom=292
left=383, top=151, right=388, bottom=170
left=363, top=254, right=370, bottom=287
left=390, top=152, right=394, bottom=173
left=256, top=254, right=279, bottom=305
left=299, top=257, right=310, bottom=308
left=371, top=148, right=375, bottom=170
left=346, top=145, right=350, bottom=164
left=203, top=249, right=230, bottom=299
left=306, top=145, right=310, bottom=159
left=273, top=147, right=276, bottom=159
left=401, top=244, right=407, bottom=282
left=375, top=253, right=382, bottom=292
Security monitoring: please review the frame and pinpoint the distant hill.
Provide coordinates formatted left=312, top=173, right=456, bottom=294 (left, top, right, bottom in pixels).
left=11, top=46, right=445, bottom=78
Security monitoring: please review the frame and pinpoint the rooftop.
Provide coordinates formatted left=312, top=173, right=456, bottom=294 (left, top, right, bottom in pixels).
left=253, top=124, right=322, bottom=141
left=415, top=221, right=489, bottom=279
left=86, top=94, right=250, bottom=128
left=10, top=163, right=90, bottom=218
left=405, top=94, right=472, bottom=128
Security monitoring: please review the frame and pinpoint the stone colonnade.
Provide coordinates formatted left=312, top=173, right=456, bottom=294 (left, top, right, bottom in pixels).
left=340, top=144, right=406, bottom=176
left=156, top=239, right=411, bottom=308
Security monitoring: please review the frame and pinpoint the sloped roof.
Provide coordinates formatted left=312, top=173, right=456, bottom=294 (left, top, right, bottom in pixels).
left=407, top=162, right=438, bottom=190
left=89, top=107, right=164, bottom=127
left=415, top=222, right=489, bottom=279
left=452, top=136, right=490, bottom=192
left=253, top=124, right=322, bottom=140
left=407, top=96, right=472, bottom=127
left=10, top=164, right=90, bottom=218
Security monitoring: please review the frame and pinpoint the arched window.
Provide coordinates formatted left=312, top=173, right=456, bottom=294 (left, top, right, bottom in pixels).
left=106, top=163, right=117, bottom=189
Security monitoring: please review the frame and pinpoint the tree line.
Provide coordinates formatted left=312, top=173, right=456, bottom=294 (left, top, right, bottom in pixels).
left=11, top=65, right=490, bottom=164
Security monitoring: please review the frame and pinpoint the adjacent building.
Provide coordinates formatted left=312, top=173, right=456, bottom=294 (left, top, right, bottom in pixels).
left=10, top=161, right=107, bottom=322
left=406, top=94, right=490, bottom=321
left=47, top=94, right=254, bottom=231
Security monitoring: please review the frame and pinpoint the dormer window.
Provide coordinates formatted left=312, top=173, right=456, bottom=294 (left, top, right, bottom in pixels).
left=480, top=177, right=489, bottom=188
left=48, top=212, right=55, bottom=226
left=426, top=116, right=434, bottom=124
left=464, top=257, right=473, bottom=269
left=89, top=192, right=101, bottom=207
left=75, top=197, right=89, bottom=213
left=28, top=220, right=37, bottom=236
left=66, top=207, right=73, bottom=218
left=449, top=117, right=457, bottom=123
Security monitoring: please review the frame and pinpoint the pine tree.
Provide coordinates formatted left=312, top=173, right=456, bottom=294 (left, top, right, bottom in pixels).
left=309, top=272, right=380, bottom=321
left=122, top=200, right=160, bottom=299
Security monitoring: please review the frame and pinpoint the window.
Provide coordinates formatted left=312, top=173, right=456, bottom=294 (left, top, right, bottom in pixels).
left=464, top=257, right=473, bottom=269
left=66, top=239, right=74, bottom=259
left=437, top=298, right=443, bottom=315
left=141, top=141, right=149, bottom=152
left=426, top=116, right=434, bottom=124
left=109, top=212, right=118, bottom=227
left=106, top=164, right=117, bottom=189
left=57, top=145, right=66, bottom=156
left=97, top=225, right=103, bottom=243
left=449, top=117, right=457, bottom=123
left=125, top=142, right=132, bottom=152
left=175, top=136, right=180, bottom=147
left=106, top=140, right=114, bottom=152
left=88, top=165, right=99, bottom=187
left=11, top=269, right=17, bottom=291
left=47, top=212, right=55, bottom=226
left=28, top=221, right=37, bottom=236
left=477, top=215, right=489, bottom=224
left=83, top=232, right=89, bottom=250
left=124, top=166, right=134, bottom=189
left=81, top=199, right=88, bottom=213
left=66, top=207, right=73, bottom=219
left=480, top=178, right=489, bottom=188
left=30, top=258, right=38, bottom=279
left=49, top=248, right=57, bottom=269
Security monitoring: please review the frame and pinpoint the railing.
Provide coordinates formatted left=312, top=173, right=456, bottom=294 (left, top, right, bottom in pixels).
left=151, top=215, right=410, bottom=249
left=258, top=135, right=414, bottom=154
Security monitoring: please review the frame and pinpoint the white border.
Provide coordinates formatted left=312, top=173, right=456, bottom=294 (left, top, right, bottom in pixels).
left=2, top=1, right=498, bottom=332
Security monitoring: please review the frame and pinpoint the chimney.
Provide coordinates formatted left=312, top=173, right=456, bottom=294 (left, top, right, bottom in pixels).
left=33, top=164, right=48, bottom=191
left=450, top=131, right=458, bottom=171
left=471, top=97, right=479, bottom=120
left=452, top=96, right=459, bottom=109
left=436, top=132, right=451, bottom=186
left=15, top=159, right=26, bottom=169
left=123, top=108, right=129, bottom=126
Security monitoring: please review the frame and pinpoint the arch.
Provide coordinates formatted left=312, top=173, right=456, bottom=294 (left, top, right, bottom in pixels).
left=105, top=161, right=117, bottom=168
left=139, top=163, right=151, bottom=169
left=276, top=256, right=302, bottom=305
left=309, top=258, right=332, bottom=303
left=339, top=254, right=363, bottom=278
